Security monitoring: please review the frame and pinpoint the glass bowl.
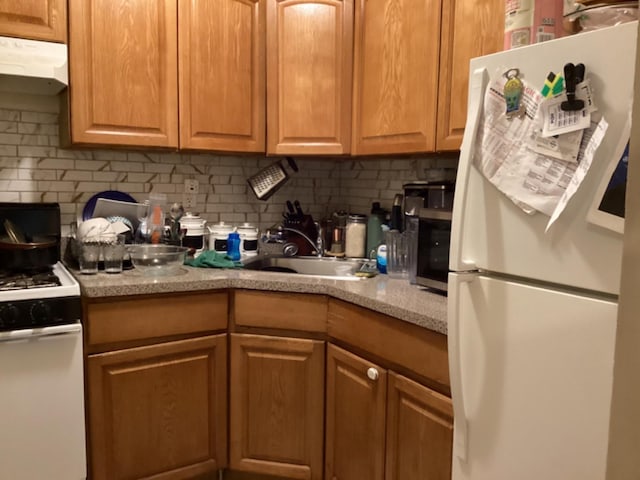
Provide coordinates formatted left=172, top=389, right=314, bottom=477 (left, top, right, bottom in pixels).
left=126, top=244, right=188, bottom=275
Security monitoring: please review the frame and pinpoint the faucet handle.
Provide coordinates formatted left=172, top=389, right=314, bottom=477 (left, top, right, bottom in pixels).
left=313, top=221, right=324, bottom=257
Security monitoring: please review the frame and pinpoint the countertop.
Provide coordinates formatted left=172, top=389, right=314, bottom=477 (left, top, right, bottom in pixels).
left=72, top=266, right=449, bottom=335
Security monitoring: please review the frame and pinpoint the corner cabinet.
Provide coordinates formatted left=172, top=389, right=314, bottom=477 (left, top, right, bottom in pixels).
left=266, top=0, right=354, bottom=155
left=325, top=344, right=453, bottom=480
left=229, top=333, right=325, bottom=479
left=351, top=0, right=442, bottom=155
left=0, top=0, right=67, bottom=43
left=67, top=0, right=264, bottom=152
left=436, top=0, right=504, bottom=150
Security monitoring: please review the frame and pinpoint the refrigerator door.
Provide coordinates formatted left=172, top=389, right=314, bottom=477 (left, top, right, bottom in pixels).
left=448, top=272, right=617, bottom=480
left=450, top=22, right=638, bottom=295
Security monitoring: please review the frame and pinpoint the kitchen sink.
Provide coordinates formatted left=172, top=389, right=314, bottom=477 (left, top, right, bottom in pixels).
left=242, top=255, right=369, bottom=279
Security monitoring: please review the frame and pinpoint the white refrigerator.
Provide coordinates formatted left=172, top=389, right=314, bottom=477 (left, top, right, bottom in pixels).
left=448, top=22, right=637, bottom=480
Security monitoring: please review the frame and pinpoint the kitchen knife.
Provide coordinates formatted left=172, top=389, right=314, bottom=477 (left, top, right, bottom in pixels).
left=294, top=200, right=304, bottom=217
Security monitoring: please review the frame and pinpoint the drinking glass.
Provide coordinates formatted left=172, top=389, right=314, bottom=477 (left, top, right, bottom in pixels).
left=79, top=241, right=101, bottom=274
left=102, top=234, right=126, bottom=274
left=386, top=230, right=409, bottom=279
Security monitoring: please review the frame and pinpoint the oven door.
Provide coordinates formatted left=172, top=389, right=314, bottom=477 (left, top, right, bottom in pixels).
left=0, top=323, right=87, bottom=480
left=416, top=209, right=452, bottom=292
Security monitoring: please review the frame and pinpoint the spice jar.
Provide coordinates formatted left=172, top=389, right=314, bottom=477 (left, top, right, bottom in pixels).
left=345, top=214, right=367, bottom=258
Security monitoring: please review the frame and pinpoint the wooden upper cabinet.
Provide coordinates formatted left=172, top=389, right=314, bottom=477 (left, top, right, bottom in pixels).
left=67, top=0, right=178, bottom=147
left=179, top=0, right=266, bottom=152
left=0, top=0, right=66, bottom=43
left=436, top=0, right=504, bottom=151
left=266, top=0, right=353, bottom=155
left=351, top=0, right=441, bottom=155
left=385, top=371, right=453, bottom=480
left=230, top=333, right=325, bottom=480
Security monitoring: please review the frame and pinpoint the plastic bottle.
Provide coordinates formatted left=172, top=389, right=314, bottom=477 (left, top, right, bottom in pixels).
left=366, top=202, right=384, bottom=258
left=376, top=225, right=390, bottom=274
left=226, top=231, right=241, bottom=261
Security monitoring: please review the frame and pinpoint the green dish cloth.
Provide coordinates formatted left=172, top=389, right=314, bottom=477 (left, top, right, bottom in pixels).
left=184, top=250, right=244, bottom=269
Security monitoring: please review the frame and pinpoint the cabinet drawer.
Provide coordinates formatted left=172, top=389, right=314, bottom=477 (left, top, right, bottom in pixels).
left=85, top=291, right=228, bottom=349
left=328, top=299, right=449, bottom=391
left=233, top=290, right=328, bottom=333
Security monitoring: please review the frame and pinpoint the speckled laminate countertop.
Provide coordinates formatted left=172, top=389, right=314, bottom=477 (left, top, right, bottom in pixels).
left=71, top=266, right=448, bottom=335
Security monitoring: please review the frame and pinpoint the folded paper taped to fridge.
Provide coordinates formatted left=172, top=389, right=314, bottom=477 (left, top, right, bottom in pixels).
left=473, top=75, right=606, bottom=230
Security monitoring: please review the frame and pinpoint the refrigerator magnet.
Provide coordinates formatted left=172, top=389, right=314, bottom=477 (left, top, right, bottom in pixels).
left=503, top=68, right=526, bottom=119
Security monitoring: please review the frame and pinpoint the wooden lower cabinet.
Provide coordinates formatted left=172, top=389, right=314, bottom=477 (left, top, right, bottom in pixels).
left=386, top=372, right=454, bottom=480
left=325, top=344, right=387, bottom=480
left=229, top=333, right=325, bottom=480
left=325, top=345, right=453, bottom=480
left=87, top=334, right=228, bottom=480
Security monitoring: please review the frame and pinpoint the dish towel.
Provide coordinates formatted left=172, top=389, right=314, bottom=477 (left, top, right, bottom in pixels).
left=184, top=250, right=244, bottom=269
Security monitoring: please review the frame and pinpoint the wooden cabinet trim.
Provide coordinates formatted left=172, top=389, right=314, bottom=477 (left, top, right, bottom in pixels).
left=85, top=291, right=228, bottom=349
left=87, top=334, right=227, bottom=480
left=233, top=290, right=328, bottom=333
left=328, top=298, right=449, bottom=391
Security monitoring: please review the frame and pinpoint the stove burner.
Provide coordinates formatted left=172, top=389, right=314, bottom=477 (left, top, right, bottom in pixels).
left=0, top=270, right=61, bottom=291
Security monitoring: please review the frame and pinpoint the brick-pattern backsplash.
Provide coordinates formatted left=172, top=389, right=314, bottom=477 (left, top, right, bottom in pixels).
left=0, top=93, right=435, bottom=233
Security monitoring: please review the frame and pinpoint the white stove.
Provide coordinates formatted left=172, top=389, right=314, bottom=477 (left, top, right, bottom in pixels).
left=0, top=204, right=86, bottom=480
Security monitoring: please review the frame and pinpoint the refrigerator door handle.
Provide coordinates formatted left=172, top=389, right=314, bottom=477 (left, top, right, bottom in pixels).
left=449, top=67, right=489, bottom=272
left=448, top=272, right=476, bottom=463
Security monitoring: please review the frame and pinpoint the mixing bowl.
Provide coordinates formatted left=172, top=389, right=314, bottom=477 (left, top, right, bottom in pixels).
left=126, top=244, right=188, bottom=275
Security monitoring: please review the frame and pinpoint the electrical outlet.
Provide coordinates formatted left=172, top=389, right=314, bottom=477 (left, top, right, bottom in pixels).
left=184, top=179, right=199, bottom=194
left=183, top=179, right=198, bottom=210
left=183, top=192, right=197, bottom=209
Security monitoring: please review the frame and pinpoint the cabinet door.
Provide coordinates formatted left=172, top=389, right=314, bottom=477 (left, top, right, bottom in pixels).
left=87, top=334, right=227, bottom=480
left=266, top=0, right=353, bottom=155
left=351, top=0, right=441, bottom=155
left=179, top=0, right=265, bottom=152
left=385, top=371, right=453, bottom=480
left=68, top=0, right=178, bottom=147
left=325, top=344, right=387, bottom=480
left=0, top=0, right=66, bottom=42
left=436, top=0, right=504, bottom=151
left=230, top=333, right=324, bottom=480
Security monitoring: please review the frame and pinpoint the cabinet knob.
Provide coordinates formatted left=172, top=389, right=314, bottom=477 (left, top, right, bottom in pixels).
left=367, top=367, right=379, bottom=381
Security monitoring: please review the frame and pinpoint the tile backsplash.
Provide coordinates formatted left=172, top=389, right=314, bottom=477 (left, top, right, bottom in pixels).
left=0, top=92, right=452, bottom=232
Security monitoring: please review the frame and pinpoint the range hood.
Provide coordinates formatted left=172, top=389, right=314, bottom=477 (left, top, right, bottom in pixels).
left=0, top=36, right=68, bottom=95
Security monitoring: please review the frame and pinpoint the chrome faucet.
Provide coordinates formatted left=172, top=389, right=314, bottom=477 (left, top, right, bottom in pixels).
left=281, top=223, right=324, bottom=257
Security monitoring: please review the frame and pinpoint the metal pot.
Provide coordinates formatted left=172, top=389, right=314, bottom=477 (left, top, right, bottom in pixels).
left=0, top=235, right=59, bottom=271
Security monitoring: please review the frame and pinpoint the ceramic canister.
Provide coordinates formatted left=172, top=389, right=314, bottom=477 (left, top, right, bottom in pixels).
left=180, top=212, right=207, bottom=257
left=208, top=221, right=235, bottom=254
left=236, top=222, right=259, bottom=258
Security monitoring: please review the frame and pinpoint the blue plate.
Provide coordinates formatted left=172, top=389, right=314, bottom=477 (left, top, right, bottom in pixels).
left=82, top=190, right=137, bottom=220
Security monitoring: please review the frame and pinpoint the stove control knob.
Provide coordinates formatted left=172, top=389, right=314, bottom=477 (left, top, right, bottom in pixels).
left=30, top=301, right=53, bottom=326
left=0, top=304, right=20, bottom=329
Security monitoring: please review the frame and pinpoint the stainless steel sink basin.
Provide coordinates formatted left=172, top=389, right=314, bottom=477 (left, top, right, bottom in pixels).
left=242, top=255, right=368, bottom=279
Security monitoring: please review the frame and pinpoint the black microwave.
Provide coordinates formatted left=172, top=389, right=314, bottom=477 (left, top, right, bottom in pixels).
left=415, top=207, right=452, bottom=293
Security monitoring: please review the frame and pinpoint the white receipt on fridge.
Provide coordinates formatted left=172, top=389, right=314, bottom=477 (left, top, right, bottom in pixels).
left=473, top=75, right=606, bottom=229
left=529, top=128, right=583, bottom=163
